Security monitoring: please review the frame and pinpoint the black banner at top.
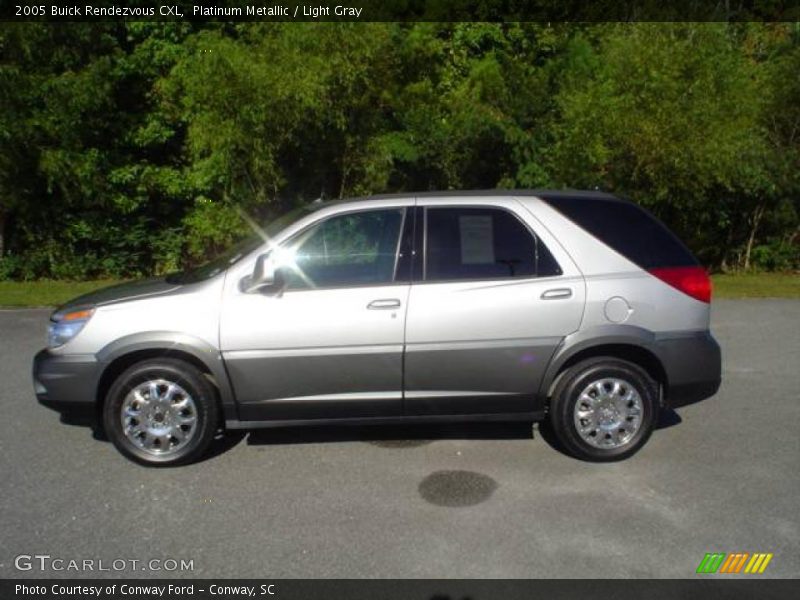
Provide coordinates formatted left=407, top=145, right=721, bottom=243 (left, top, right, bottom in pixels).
left=3, top=0, right=800, bottom=22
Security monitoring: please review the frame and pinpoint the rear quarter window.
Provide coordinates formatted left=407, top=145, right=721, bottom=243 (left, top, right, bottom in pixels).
left=540, top=196, right=698, bottom=269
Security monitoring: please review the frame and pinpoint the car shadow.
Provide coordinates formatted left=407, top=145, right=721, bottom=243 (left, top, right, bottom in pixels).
left=245, top=421, right=534, bottom=447
left=243, top=407, right=682, bottom=447
left=51, top=404, right=682, bottom=461
left=52, top=404, right=248, bottom=463
left=54, top=407, right=535, bottom=456
left=55, top=406, right=104, bottom=436
left=655, top=407, right=683, bottom=430
left=205, top=430, right=248, bottom=461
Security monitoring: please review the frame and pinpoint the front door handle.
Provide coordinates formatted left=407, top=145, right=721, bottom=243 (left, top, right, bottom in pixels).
left=367, top=298, right=401, bottom=310
left=541, top=288, right=573, bottom=300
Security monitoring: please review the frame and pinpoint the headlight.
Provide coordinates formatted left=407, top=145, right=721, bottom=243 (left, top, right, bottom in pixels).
left=48, top=307, right=95, bottom=348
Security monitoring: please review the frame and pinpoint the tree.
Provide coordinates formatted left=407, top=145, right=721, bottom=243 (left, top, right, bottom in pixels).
left=0, top=22, right=796, bottom=279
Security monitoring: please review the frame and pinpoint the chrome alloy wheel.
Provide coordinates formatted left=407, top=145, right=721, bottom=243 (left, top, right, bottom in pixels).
left=573, top=377, right=643, bottom=449
left=120, top=379, right=198, bottom=456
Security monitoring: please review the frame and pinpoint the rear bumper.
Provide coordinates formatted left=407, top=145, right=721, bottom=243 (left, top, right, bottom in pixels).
left=655, top=331, right=721, bottom=408
left=33, top=349, right=100, bottom=409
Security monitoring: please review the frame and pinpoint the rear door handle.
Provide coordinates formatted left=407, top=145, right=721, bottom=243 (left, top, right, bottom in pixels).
left=541, top=288, right=573, bottom=300
left=367, top=298, right=401, bottom=310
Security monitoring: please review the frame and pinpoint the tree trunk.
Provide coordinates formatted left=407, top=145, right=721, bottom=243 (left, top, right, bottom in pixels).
left=0, top=209, right=6, bottom=258
left=720, top=222, right=735, bottom=272
left=338, top=150, right=349, bottom=200
left=743, top=203, right=766, bottom=271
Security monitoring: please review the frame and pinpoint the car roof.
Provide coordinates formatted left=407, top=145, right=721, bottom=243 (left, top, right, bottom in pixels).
left=374, top=189, right=621, bottom=200
left=308, top=189, right=623, bottom=210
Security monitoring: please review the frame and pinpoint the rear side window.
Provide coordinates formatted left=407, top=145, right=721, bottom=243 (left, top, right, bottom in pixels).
left=424, top=207, right=561, bottom=281
left=540, top=196, right=698, bottom=269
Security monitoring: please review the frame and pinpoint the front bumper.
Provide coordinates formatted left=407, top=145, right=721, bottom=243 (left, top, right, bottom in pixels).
left=656, top=331, right=722, bottom=408
left=33, top=349, right=100, bottom=409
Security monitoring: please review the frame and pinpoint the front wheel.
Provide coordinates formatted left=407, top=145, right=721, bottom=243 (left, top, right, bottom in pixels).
left=548, top=357, right=658, bottom=462
left=103, top=358, right=219, bottom=466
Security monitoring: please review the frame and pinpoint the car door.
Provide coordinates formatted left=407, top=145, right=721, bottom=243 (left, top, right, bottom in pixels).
left=403, top=198, right=586, bottom=415
left=221, top=205, right=413, bottom=421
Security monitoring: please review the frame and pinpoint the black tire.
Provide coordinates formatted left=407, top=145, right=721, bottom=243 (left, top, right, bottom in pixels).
left=103, top=358, right=219, bottom=466
left=548, top=357, right=658, bottom=462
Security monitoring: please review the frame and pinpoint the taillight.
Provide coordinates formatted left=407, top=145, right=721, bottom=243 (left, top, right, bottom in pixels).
left=648, top=266, right=712, bottom=303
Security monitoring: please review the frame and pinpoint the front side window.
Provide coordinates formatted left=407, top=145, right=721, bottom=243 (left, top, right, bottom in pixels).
left=281, top=208, right=405, bottom=289
left=424, top=207, right=561, bottom=281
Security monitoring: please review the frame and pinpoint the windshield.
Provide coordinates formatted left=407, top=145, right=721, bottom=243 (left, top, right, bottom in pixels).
left=166, top=204, right=316, bottom=284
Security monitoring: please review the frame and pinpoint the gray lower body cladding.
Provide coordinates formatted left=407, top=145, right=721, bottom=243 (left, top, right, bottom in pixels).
left=225, top=350, right=403, bottom=420
left=655, top=331, right=722, bottom=408
left=33, top=349, right=99, bottom=409
left=402, top=340, right=558, bottom=415
left=34, top=331, right=721, bottom=424
left=224, top=339, right=560, bottom=420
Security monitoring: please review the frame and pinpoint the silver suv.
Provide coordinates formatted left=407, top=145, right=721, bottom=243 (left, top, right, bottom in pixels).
left=33, top=191, right=721, bottom=465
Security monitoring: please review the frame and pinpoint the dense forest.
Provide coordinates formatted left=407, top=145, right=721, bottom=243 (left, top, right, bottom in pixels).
left=0, top=22, right=798, bottom=279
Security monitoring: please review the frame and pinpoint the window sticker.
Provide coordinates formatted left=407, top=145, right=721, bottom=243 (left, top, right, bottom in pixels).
left=459, top=215, right=495, bottom=264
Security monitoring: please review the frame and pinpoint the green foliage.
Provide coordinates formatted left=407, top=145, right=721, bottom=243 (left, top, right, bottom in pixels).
left=751, top=237, right=800, bottom=272
left=182, top=198, right=250, bottom=263
left=0, top=22, right=797, bottom=279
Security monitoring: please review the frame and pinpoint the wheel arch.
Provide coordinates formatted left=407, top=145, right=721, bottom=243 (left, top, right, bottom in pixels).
left=95, top=332, right=238, bottom=421
left=539, top=326, right=668, bottom=409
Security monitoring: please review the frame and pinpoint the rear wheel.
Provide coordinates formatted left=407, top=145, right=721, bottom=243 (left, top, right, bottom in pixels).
left=103, top=358, right=219, bottom=466
left=548, top=357, right=658, bottom=462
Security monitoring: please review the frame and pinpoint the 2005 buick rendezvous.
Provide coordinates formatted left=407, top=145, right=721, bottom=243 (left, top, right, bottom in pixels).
left=33, top=191, right=721, bottom=466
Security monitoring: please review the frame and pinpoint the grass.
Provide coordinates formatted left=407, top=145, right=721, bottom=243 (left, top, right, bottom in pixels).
left=0, top=273, right=796, bottom=307
left=0, top=279, right=126, bottom=308
left=711, top=272, right=799, bottom=299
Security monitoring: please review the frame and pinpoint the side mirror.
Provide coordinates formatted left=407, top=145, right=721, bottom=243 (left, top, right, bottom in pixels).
left=239, top=254, right=276, bottom=293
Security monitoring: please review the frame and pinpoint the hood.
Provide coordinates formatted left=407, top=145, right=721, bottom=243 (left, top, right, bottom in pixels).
left=56, top=278, right=181, bottom=314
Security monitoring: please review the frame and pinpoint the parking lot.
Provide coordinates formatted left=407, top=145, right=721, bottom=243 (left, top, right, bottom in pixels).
left=1, top=299, right=798, bottom=578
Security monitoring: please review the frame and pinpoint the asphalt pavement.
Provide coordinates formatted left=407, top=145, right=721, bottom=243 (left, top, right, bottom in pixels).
left=0, top=300, right=798, bottom=578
